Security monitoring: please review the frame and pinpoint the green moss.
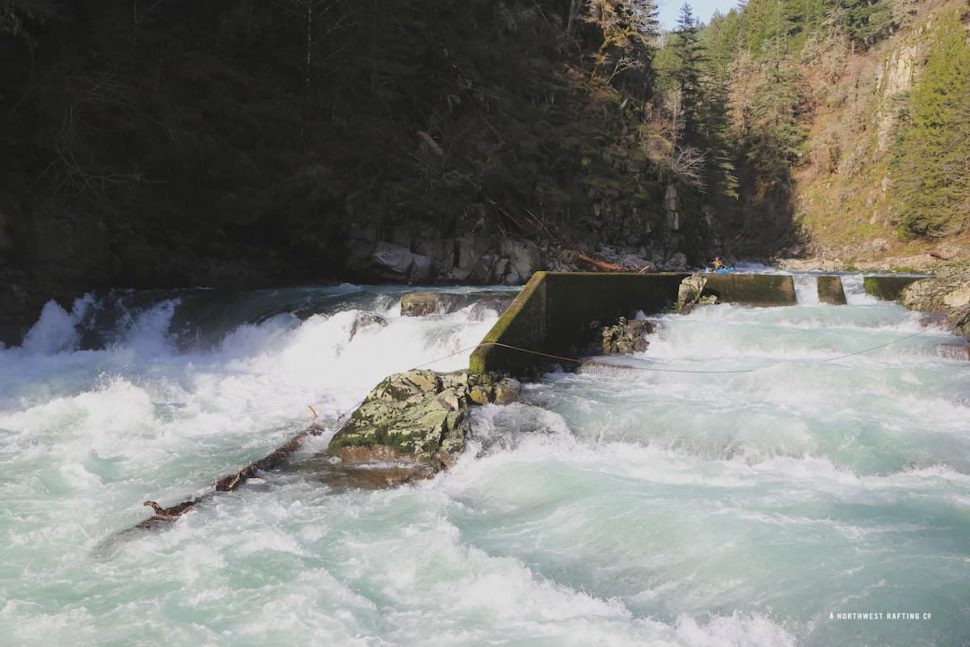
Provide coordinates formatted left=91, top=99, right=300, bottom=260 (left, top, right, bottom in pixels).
left=469, top=272, right=548, bottom=377
left=863, top=276, right=923, bottom=301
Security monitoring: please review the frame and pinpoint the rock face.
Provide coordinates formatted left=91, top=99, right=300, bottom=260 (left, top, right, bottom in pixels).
left=600, top=317, right=653, bottom=354
left=663, top=252, right=689, bottom=272
left=325, top=369, right=520, bottom=478
left=370, top=242, right=434, bottom=282
left=400, top=292, right=458, bottom=316
left=899, top=261, right=970, bottom=339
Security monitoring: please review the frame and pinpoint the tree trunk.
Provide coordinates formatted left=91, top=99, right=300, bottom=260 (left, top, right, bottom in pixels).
left=566, top=0, right=581, bottom=37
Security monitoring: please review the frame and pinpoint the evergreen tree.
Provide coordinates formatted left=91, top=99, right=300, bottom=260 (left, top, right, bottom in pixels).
left=835, top=0, right=893, bottom=49
left=893, top=10, right=970, bottom=236
left=742, top=38, right=806, bottom=190
left=671, top=3, right=704, bottom=143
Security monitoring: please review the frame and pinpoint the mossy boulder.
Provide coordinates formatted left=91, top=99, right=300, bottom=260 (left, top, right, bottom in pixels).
left=326, top=369, right=520, bottom=474
left=327, top=370, right=469, bottom=468
left=600, top=317, right=653, bottom=354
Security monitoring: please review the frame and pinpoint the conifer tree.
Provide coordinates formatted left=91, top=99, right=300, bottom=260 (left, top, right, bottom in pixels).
left=836, top=0, right=893, bottom=49
left=893, top=10, right=970, bottom=236
left=670, top=3, right=704, bottom=144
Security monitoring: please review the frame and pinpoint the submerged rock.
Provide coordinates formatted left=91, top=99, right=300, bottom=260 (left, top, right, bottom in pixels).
left=400, top=292, right=458, bottom=316
left=468, top=297, right=512, bottom=321
left=937, top=343, right=969, bottom=361
left=348, top=312, right=387, bottom=340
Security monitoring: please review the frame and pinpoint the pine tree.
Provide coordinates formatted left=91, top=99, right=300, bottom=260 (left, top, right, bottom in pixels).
left=893, top=10, right=970, bottom=236
left=742, top=37, right=806, bottom=190
left=835, top=0, right=893, bottom=49
left=671, top=3, right=704, bottom=143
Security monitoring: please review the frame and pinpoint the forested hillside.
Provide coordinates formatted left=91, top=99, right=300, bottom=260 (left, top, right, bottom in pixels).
left=1, top=0, right=968, bottom=340
left=0, top=0, right=713, bottom=340
left=690, top=0, right=969, bottom=265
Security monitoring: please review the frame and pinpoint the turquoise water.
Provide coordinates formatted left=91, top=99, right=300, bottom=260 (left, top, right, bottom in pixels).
left=0, top=279, right=968, bottom=645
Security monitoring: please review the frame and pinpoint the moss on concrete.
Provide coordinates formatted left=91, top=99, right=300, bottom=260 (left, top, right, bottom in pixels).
left=817, top=275, right=847, bottom=305
left=863, top=276, right=925, bottom=301
left=469, top=271, right=549, bottom=377
left=471, top=272, right=800, bottom=376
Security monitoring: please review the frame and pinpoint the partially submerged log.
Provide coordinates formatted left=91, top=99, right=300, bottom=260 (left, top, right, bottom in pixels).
left=135, top=423, right=326, bottom=529
left=123, top=369, right=520, bottom=537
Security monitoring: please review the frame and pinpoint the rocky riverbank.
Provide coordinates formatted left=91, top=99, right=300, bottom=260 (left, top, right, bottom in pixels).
left=898, top=261, right=970, bottom=339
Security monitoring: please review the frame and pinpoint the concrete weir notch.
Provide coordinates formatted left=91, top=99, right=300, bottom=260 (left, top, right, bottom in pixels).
left=469, top=272, right=797, bottom=378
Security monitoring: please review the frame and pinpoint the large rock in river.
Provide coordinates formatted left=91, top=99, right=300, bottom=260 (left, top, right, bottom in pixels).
left=600, top=317, right=653, bottom=354
left=400, top=292, right=458, bottom=316
left=325, top=369, right=522, bottom=478
left=899, top=261, right=970, bottom=339
left=327, top=370, right=470, bottom=470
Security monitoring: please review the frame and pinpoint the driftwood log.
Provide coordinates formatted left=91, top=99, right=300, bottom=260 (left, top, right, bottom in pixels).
left=576, top=251, right=625, bottom=272
left=136, top=423, right=326, bottom=529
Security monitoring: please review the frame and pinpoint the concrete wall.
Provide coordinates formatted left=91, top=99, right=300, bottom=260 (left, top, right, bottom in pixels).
left=470, top=272, right=796, bottom=377
left=701, top=274, right=796, bottom=307
left=817, top=276, right=847, bottom=305
left=863, top=276, right=925, bottom=301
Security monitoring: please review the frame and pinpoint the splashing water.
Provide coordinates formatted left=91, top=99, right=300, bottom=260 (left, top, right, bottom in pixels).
left=0, top=278, right=967, bottom=646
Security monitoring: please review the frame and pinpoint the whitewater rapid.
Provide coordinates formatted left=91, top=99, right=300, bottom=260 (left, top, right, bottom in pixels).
left=1, top=279, right=968, bottom=646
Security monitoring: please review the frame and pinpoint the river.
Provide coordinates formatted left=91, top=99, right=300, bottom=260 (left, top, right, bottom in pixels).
left=1, top=276, right=968, bottom=645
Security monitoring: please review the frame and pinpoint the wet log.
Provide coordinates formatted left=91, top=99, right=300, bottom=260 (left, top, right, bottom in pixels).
left=135, top=423, right=326, bottom=529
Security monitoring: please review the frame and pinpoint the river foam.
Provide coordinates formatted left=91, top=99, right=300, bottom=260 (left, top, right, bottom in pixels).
left=0, top=278, right=967, bottom=645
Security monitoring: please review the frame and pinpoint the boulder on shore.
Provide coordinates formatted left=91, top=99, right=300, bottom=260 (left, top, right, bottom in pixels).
left=899, top=261, right=970, bottom=339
